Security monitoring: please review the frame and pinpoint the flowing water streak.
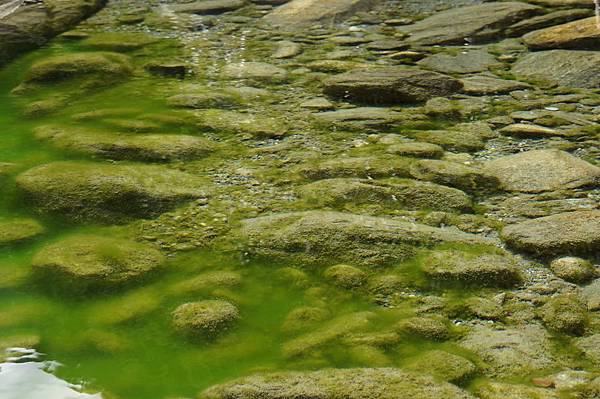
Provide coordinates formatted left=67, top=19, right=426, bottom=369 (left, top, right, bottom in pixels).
left=0, top=0, right=23, bottom=19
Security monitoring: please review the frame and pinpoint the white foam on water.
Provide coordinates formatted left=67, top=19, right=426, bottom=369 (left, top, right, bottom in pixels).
left=0, top=360, right=102, bottom=399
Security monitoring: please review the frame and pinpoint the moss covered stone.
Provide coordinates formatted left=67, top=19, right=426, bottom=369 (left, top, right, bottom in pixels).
left=32, top=235, right=164, bottom=292
left=81, top=32, right=160, bottom=52
left=405, top=350, right=477, bottom=384
left=395, top=316, right=450, bottom=341
left=550, top=257, right=596, bottom=284
left=297, top=178, right=472, bottom=212
left=35, top=125, right=215, bottom=162
left=239, top=211, right=490, bottom=267
left=296, top=157, right=413, bottom=180
left=23, top=52, right=132, bottom=83
left=539, top=294, right=588, bottom=335
left=421, top=249, right=522, bottom=287
left=200, top=368, right=476, bottom=399
left=386, top=142, right=444, bottom=159
left=281, top=306, right=330, bottom=334
left=410, top=160, right=499, bottom=194
left=194, top=109, right=288, bottom=138
left=475, top=382, right=560, bottom=399
left=0, top=218, right=45, bottom=246
left=172, top=300, right=239, bottom=339
left=16, top=161, right=208, bottom=223
left=323, top=264, right=367, bottom=289
left=168, top=271, right=242, bottom=295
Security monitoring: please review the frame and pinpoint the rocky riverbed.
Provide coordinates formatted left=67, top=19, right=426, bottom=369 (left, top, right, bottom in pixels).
left=1, top=0, right=600, bottom=398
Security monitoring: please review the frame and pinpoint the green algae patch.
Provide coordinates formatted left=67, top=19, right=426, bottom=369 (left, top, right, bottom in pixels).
left=0, top=218, right=45, bottom=246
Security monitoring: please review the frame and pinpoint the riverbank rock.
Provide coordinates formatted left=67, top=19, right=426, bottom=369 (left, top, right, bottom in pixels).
left=0, top=0, right=105, bottom=65
left=484, top=150, right=600, bottom=193
left=501, top=210, right=600, bottom=257
left=238, top=211, right=489, bottom=267
left=22, top=52, right=132, bottom=84
left=523, top=17, right=600, bottom=50
left=460, top=324, right=557, bottom=377
left=32, top=235, right=164, bottom=292
left=297, top=178, right=472, bottom=212
left=0, top=218, right=45, bottom=246
left=550, top=257, right=596, bottom=284
left=512, top=50, right=600, bottom=89
left=323, top=68, right=462, bottom=105
left=421, top=249, right=522, bottom=287
left=172, top=300, right=239, bottom=339
left=35, top=125, right=215, bottom=162
left=201, top=368, right=476, bottom=399
left=400, top=2, right=542, bottom=45
left=263, top=0, right=378, bottom=28
left=16, top=161, right=207, bottom=223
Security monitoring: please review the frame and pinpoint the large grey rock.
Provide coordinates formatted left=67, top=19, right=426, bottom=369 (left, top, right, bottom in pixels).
left=506, top=9, right=593, bottom=37
left=263, top=0, right=378, bottom=28
left=16, top=161, right=207, bottom=223
left=512, top=50, right=600, bottom=89
left=201, top=368, right=476, bottom=399
left=323, top=68, right=462, bottom=105
left=401, top=2, right=542, bottom=45
left=418, top=50, right=500, bottom=74
left=460, top=325, right=558, bottom=378
left=0, top=0, right=105, bottom=65
left=238, top=211, right=489, bottom=267
left=484, top=149, right=600, bottom=193
left=501, top=210, right=600, bottom=257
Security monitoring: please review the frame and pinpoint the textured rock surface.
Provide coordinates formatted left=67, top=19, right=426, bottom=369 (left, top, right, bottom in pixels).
left=263, top=0, right=378, bottom=27
left=523, top=17, right=600, bottom=50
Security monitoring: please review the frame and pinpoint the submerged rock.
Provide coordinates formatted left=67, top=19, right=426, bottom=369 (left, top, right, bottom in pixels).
left=32, top=236, right=164, bottom=292
left=484, top=150, right=600, bottom=193
left=221, top=62, right=288, bottom=83
left=395, top=316, right=449, bottom=341
left=296, top=157, right=413, bottom=180
left=539, top=294, right=588, bottom=335
left=81, top=32, right=159, bottom=52
left=400, top=2, right=542, bottom=45
left=476, top=382, right=560, bottom=399
left=0, top=218, right=45, bottom=246
left=169, top=0, right=246, bottom=14
left=263, top=0, right=377, bottom=28
left=201, top=368, right=476, bottom=399
left=16, top=161, right=207, bottom=223
left=323, top=264, right=367, bottom=289
left=297, top=178, right=472, bottom=212
left=323, top=68, right=462, bottom=105
left=410, top=160, right=499, bottom=193
left=418, top=50, right=500, bottom=74
left=22, top=52, right=132, bottom=84
left=172, top=300, right=240, bottom=339
left=523, top=17, right=600, bottom=51
left=238, top=211, right=489, bottom=267
left=421, top=249, right=522, bottom=287
left=512, top=50, right=600, bottom=89
left=501, top=210, right=600, bottom=257
left=405, top=350, right=476, bottom=384
left=550, top=257, right=596, bottom=284
left=35, top=125, right=215, bottom=162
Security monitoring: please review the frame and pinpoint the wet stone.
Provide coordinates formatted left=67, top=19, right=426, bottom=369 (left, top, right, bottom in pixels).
left=172, top=300, right=240, bottom=339
left=550, top=257, right=596, bottom=284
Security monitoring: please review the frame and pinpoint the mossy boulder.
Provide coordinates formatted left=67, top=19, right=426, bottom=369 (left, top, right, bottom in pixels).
left=368, top=274, right=408, bottom=296
left=172, top=300, right=239, bottom=339
left=410, top=160, right=499, bottom=194
left=476, top=382, right=560, bottom=399
left=421, top=249, right=522, bottom=287
left=81, top=32, right=160, bottom=52
left=297, top=178, right=472, bottom=213
left=0, top=218, right=45, bottom=246
left=550, top=257, right=596, bottom=284
left=222, top=62, right=288, bottom=83
left=412, top=130, right=485, bottom=153
left=539, top=294, right=588, bottom=335
left=89, top=289, right=162, bottom=325
left=194, top=109, right=288, bottom=138
left=35, top=125, right=215, bottom=162
left=23, top=52, right=132, bottom=84
left=201, top=368, right=476, bottom=399
left=386, top=142, right=444, bottom=159
left=32, top=235, right=165, bottom=292
left=281, top=306, right=330, bottom=334
left=168, top=271, right=242, bottom=295
left=395, top=316, right=450, bottom=341
left=323, top=264, right=367, bottom=289
left=296, top=157, right=413, bottom=180
left=405, top=350, right=477, bottom=384
left=16, top=161, right=208, bottom=223
left=238, top=211, right=490, bottom=267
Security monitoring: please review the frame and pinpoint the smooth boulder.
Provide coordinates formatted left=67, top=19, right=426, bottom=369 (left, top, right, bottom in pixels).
left=523, top=17, right=600, bottom=50
left=172, top=300, right=240, bottom=339
left=323, top=68, right=462, bottom=105
left=263, top=0, right=378, bottom=28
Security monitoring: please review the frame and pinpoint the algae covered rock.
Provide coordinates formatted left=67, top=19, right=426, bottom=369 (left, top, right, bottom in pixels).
left=539, top=294, right=588, bottom=335
left=501, top=210, right=600, bottom=257
left=386, top=142, right=444, bottom=159
left=323, top=68, right=463, bottom=105
left=476, top=382, right=561, bottom=399
left=523, top=17, right=600, bottom=51
left=297, top=178, right=472, bottom=213
left=405, top=350, right=476, bottom=384
left=0, top=218, right=45, bottom=246
left=201, top=368, right=476, bottom=399
left=222, top=62, right=288, bottom=83
left=296, top=157, right=413, bottom=180
left=32, top=235, right=164, bottom=292
left=16, top=161, right=208, bottom=223
left=23, top=52, right=133, bottom=83
left=262, top=0, right=377, bottom=28
left=395, top=316, right=450, bottom=341
left=172, top=300, right=239, bottom=339
left=81, top=32, right=159, bottom=52
left=281, top=306, right=330, bottom=334
left=168, top=271, right=242, bottom=295
left=410, top=160, right=499, bottom=193
left=323, top=264, right=367, bottom=289
left=421, top=249, right=522, bottom=287
left=35, top=125, right=215, bottom=162
left=238, top=211, right=489, bottom=267
left=550, top=257, right=596, bottom=284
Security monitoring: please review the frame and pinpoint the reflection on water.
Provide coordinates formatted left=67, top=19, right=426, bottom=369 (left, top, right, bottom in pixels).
left=0, top=349, right=101, bottom=399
